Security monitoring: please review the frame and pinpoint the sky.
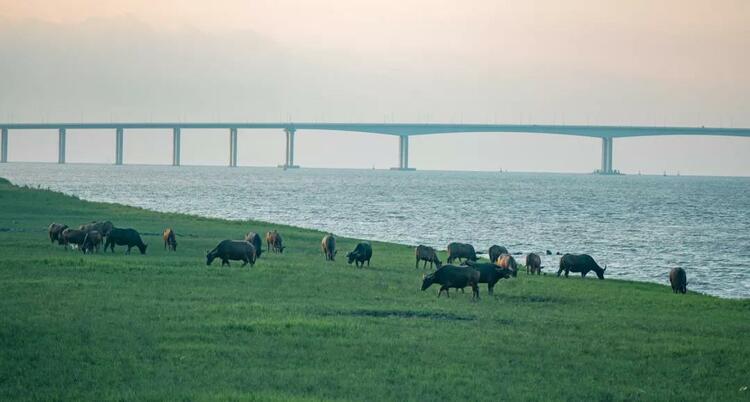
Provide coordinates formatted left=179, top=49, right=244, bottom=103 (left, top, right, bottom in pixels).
left=1, top=0, right=749, bottom=175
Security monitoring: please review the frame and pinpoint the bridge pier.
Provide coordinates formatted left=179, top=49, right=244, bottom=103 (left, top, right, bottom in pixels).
left=391, top=135, right=415, bottom=170
left=115, top=128, right=124, bottom=165
left=279, top=128, right=299, bottom=169
left=58, top=128, right=66, bottom=164
left=172, top=128, right=181, bottom=166
left=600, top=137, right=614, bottom=174
left=1, top=128, right=7, bottom=163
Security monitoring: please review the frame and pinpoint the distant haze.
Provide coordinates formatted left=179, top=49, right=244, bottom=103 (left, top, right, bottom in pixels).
left=1, top=0, right=749, bottom=175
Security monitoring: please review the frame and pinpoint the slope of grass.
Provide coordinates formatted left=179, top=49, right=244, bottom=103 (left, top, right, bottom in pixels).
left=0, top=178, right=748, bottom=401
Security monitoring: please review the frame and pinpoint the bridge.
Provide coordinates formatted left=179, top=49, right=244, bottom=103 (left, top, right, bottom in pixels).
left=1, top=122, right=749, bottom=173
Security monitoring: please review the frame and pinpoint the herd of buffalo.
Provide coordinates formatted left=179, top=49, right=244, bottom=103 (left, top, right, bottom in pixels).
left=47, top=220, right=689, bottom=299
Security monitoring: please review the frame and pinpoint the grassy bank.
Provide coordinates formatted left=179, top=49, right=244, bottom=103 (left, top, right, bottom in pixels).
left=0, top=178, right=748, bottom=401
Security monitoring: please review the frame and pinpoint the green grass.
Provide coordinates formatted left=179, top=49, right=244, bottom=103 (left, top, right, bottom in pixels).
left=0, top=177, right=748, bottom=401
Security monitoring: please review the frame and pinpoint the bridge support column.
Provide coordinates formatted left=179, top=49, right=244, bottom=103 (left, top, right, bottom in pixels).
left=229, top=128, right=238, bottom=167
left=1, top=128, right=7, bottom=163
left=172, top=128, right=181, bottom=166
left=115, top=128, right=124, bottom=165
left=391, top=135, right=416, bottom=170
left=600, top=137, right=614, bottom=174
left=279, top=128, right=299, bottom=169
left=58, top=128, right=66, bottom=164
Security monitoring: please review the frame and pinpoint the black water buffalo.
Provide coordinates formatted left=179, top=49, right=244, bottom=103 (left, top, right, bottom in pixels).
left=82, top=230, right=103, bottom=254
left=415, top=245, right=441, bottom=269
left=421, top=264, right=480, bottom=299
left=322, top=233, right=336, bottom=261
left=48, top=223, right=68, bottom=243
left=346, top=242, right=372, bottom=268
left=206, top=240, right=256, bottom=267
left=163, top=228, right=177, bottom=251
left=446, top=242, right=478, bottom=264
left=244, top=232, right=264, bottom=258
left=526, top=253, right=542, bottom=275
left=488, top=245, right=509, bottom=265
left=496, top=253, right=518, bottom=277
left=59, top=228, right=87, bottom=250
left=669, top=268, right=687, bottom=294
left=78, top=221, right=114, bottom=237
left=105, top=228, right=148, bottom=254
left=465, top=260, right=513, bottom=295
left=558, top=253, right=606, bottom=279
left=266, top=230, right=285, bottom=253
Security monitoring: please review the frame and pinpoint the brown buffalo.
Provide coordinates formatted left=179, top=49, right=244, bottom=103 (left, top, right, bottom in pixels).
left=48, top=223, right=68, bottom=243
left=82, top=230, right=103, bottom=254
left=244, top=232, right=264, bottom=258
left=669, top=268, right=687, bottom=294
left=321, top=233, right=337, bottom=261
left=526, top=253, right=542, bottom=275
left=265, top=230, right=285, bottom=253
left=415, top=245, right=441, bottom=269
left=163, top=228, right=177, bottom=251
left=421, top=264, right=481, bottom=299
left=78, top=221, right=114, bottom=237
left=59, top=228, right=87, bottom=250
left=446, top=242, right=478, bottom=264
left=558, top=254, right=606, bottom=279
left=496, top=254, right=518, bottom=277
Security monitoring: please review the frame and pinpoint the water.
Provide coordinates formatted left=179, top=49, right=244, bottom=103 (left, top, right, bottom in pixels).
left=2, top=163, right=749, bottom=299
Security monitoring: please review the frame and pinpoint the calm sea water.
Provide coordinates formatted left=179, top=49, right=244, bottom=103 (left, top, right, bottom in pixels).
left=2, top=163, right=749, bottom=299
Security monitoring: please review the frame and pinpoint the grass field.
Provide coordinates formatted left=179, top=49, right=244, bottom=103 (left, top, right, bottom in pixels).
left=0, top=177, right=748, bottom=401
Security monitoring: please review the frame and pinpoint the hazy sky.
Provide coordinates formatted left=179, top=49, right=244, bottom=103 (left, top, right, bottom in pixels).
left=1, top=0, right=749, bottom=175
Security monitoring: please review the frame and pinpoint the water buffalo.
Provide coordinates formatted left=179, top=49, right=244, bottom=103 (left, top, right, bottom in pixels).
left=105, top=228, right=148, bottom=254
left=496, top=253, right=518, bottom=277
left=244, top=232, right=264, bottom=258
left=421, top=264, right=480, bottom=299
left=415, top=245, right=441, bottom=269
left=669, top=268, right=687, bottom=294
left=446, top=242, right=478, bottom=264
left=322, top=233, right=336, bottom=261
left=163, top=228, right=177, bottom=251
left=526, top=253, right=542, bottom=275
left=465, top=260, right=513, bottom=295
left=48, top=223, right=68, bottom=243
left=558, top=253, right=606, bottom=279
left=82, top=230, right=102, bottom=254
left=265, top=230, right=285, bottom=253
left=206, top=240, right=256, bottom=267
left=488, top=245, right=509, bottom=265
left=347, top=242, right=372, bottom=268
left=78, top=221, right=114, bottom=237
left=59, top=228, right=87, bottom=250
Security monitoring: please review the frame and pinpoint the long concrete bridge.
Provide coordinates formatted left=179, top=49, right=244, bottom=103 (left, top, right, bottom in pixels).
left=1, top=122, right=749, bottom=173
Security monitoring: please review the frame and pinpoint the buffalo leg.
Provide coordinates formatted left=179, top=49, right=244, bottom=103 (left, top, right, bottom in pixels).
left=556, top=267, right=563, bottom=277
left=581, top=271, right=587, bottom=278
left=488, top=283, right=494, bottom=295
left=472, top=284, right=479, bottom=300
left=367, top=259, right=370, bottom=267
left=241, top=259, right=247, bottom=267
left=126, top=246, right=132, bottom=254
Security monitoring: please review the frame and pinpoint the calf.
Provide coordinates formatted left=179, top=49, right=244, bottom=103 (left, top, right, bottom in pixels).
left=163, top=228, right=177, bottom=251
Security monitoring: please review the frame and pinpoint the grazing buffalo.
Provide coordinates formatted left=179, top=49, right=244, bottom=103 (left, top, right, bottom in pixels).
left=265, top=230, right=285, bottom=253
left=526, top=253, right=542, bottom=275
left=415, top=245, right=441, bottom=269
left=105, top=228, right=148, bottom=254
left=48, top=223, right=68, bottom=243
left=59, top=228, right=87, bottom=250
left=322, top=233, right=337, bottom=261
left=78, top=221, right=114, bottom=237
left=347, top=242, right=372, bottom=268
left=465, top=260, right=513, bottom=295
left=82, top=230, right=103, bottom=254
left=496, top=253, right=518, bottom=277
left=446, top=242, right=478, bottom=264
left=163, top=228, right=177, bottom=251
left=206, top=240, right=256, bottom=267
left=244, top=232, right=264, bottom=258
left=558, top=254, right=606, bottom=279
left=488, top=245, right=509, bottom=265
left=421, top=265, right=480, bottom=299
left=669, top=268, right=688, bottom=294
